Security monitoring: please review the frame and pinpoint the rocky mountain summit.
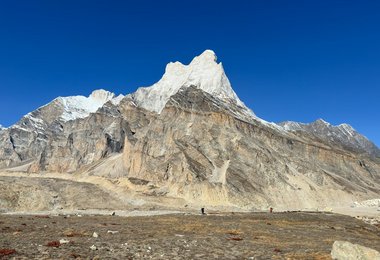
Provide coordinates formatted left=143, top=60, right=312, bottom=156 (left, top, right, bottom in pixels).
left=0, top=89, right=127, bottom=171
left=0, top=50, right=379, bottom=211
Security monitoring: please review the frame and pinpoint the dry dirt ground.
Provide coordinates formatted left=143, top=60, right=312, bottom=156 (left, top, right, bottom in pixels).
left=1, top=212, right=379, bottom=259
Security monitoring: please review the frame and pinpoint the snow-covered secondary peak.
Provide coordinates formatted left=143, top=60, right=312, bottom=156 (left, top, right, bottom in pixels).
left=57, top=89, right=124, bottom=121
left=279, top=119, right=380, bottom=157
left=131, top=50, right=253, bottom=115
left=5, top=89, right=125, bottom=136
left=280, top=119, right=353, bottom=134
left=282, top=119, right=357, bottom=137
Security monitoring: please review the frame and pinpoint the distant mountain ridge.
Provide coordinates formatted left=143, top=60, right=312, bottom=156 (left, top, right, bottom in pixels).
left=0, top=50, right=379, bottom=211
left=280, top=119, right=380, bottom=158
left=1, top=50, right=377, bottom=160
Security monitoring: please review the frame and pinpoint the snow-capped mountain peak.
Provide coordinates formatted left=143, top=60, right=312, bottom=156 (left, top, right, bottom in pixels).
left=58, top=89, right=123, bottom=122
left=131, top=50, right=253, bottom=115
left=189, top=49, right=217, bottom=64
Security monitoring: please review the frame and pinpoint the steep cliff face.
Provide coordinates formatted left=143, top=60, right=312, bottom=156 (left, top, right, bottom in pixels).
left=121, top=87, right=380, bottom=209
left=0, top=50, right=379, bottom=210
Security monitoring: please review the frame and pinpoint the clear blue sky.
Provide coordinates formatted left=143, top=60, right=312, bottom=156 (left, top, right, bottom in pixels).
left=0, top=1, right=379, bottom=146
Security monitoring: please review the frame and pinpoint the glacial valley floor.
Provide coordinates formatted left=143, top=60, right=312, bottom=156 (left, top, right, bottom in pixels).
left=1, top=212, right=379, bottom=259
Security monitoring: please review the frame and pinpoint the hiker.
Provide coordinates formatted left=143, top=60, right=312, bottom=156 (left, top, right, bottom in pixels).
left=201, top=207, right=206, bottom=215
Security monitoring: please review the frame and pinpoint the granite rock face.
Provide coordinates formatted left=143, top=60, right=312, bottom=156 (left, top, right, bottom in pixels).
left=0, top=50, right=379, bottom=210
left=121, top=87, right=380, bottom=209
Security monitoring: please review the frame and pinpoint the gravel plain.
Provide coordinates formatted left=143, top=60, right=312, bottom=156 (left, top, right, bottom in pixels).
left=1, top=212, right=380, bottom=259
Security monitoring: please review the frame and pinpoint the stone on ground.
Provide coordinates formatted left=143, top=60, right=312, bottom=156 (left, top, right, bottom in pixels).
left=331, top=241, right=380, bottom=260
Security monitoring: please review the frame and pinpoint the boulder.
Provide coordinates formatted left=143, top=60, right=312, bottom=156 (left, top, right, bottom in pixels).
left=331, top=241, right=380, bottom=260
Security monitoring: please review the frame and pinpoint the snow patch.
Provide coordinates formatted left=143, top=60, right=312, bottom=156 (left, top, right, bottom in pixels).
left=12, top=125, right=33, bottom=133
left=281, top=121, right=303, bottom=131
left=111, top=94, right=125, bottom=105
left=339, top=123, right=355, bottom=137
left=24, top=114, right=45, bottom=130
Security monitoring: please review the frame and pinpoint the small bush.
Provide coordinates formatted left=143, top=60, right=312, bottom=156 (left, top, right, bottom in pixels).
left=0, top=249, right=16, bottom=256
left=46, top=241, right=60, bottom=248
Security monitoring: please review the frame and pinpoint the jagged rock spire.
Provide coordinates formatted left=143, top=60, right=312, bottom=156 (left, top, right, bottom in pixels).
left=131, top=50, right=254, bottom=115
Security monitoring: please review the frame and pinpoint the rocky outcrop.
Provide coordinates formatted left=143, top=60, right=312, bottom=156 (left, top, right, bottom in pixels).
left=331, top=241, right=380, bottom=260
